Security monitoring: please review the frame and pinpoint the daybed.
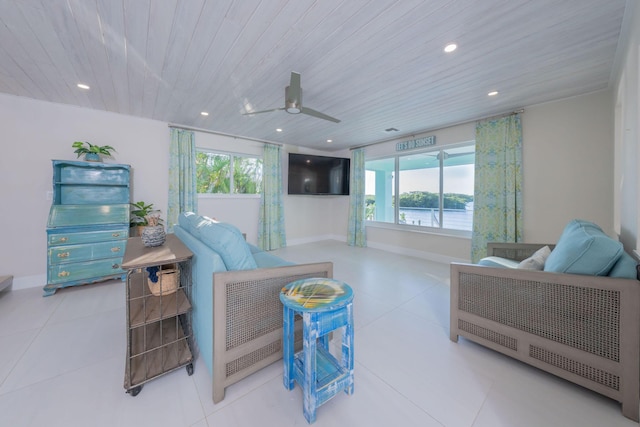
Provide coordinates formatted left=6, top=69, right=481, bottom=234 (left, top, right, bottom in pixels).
left=450, top=220, right=640, bottom=421
left=173, top=212, right=333, bottom=403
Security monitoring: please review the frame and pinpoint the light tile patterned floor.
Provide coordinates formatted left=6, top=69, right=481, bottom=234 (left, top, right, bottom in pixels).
left=0, top=240, right=635, bottom=426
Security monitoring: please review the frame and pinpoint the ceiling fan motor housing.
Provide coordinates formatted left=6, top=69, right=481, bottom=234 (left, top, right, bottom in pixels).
left=285, top=85, right=301, bottom=114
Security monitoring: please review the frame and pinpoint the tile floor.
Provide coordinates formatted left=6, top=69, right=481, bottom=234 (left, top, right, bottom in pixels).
left=0, top=240, right=636, bottom=426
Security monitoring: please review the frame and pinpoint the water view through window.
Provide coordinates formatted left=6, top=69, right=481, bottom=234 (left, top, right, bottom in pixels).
left=365, top=144, right=475, bottom=232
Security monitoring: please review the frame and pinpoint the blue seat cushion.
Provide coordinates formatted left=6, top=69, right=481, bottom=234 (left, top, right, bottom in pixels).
left=544, top=219, right=623, bottom=276
left=253, top=251, right=295, bottom=268
left=477, top=256, right=520, bottom=268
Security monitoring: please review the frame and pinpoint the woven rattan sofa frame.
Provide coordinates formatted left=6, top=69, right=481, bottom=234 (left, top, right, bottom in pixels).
left=450, top=243, right=640, bottom=421
left=211, top=262, right=333, bottom=403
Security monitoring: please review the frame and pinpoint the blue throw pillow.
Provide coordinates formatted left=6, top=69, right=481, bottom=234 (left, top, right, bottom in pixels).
left=180, top=213, right=257, bottom=271
left=608, top=251, right=638, bottom=280
left=544, top=219, right=623, bottom=276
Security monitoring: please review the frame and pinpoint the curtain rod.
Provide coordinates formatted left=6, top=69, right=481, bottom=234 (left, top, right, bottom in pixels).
left=168, top=123, right=283, bottom=147
left=349, top=108, right=524, bottom=151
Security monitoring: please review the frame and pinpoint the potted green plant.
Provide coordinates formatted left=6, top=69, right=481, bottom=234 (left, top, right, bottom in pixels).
left=130, top=201, right=162, bottom=236
left=72, top=141, right=116, bottom=162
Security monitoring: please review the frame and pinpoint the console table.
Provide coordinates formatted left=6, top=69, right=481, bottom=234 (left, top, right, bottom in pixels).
left=122, top=234, right=194, bottom=396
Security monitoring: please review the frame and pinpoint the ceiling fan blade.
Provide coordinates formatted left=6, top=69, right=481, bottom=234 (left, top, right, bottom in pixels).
left=288, top=72, right=302, bottom=101
left=301, top=106, right=341, bottom=123
left=242, top=107, right=285, bottom=116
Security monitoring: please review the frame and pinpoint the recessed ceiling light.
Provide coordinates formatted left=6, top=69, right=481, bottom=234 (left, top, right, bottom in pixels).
left=488, top=91, right=499, bottom=96
left=200, top=111, right=209, bottom=116
left=327, top=139, right=332, bottom=143
left=276, top=128, right=283, bottom=132
left=77, top=83, right=90, bottom=90
left=444, top=43, right=457, bottom=53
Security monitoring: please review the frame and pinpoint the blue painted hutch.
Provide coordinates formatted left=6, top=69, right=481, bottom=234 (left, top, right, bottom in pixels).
left=44, top=160, right=131, bottom=296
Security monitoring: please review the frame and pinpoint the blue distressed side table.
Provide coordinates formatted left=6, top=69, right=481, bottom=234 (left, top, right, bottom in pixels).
left=280, top=278, right=354, bottom=424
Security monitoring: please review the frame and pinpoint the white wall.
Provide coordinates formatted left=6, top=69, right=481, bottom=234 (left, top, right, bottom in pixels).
left=0, top=94, right=170, bottom=289
left=0, top=81, right=620, bottom=288
left=614, top=0, right=640, bottom=252
left=522, top=90, right=615, bottom=242
left=362, top=90, right=615, bottom=262
left=0, top=94, right=351, bottom=289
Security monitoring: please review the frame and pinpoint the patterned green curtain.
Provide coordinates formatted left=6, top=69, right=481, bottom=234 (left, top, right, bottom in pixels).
left=258, top=144, right=286, bottom=250
left=347, top=148, right=367, bottom=247
left=167, top=128, right=197, bottom=232
left=471, top=114, right=523, bottom=262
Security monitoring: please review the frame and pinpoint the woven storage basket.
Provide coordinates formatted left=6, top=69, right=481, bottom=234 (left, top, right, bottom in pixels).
left=147, top=265, right=179, bottom=296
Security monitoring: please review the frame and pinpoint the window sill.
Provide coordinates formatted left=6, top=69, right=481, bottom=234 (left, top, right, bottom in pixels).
left=365, top=220, right=471, bottom=239
left=198, top=194, right=260, bottom=199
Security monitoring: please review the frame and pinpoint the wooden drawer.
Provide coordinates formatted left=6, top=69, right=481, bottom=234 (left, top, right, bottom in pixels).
left=48, top=226, right=129, bottom=246
left=48, top=204, right=129, bottom=227
left=48, top=257, right=125, bottom=284
left=48, top=240, right=127, bottom=265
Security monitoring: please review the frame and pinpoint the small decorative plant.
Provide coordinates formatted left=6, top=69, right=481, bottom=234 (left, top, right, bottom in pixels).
left=72, top=141, right=116, bottom=161
left=130, top=201, right=156, bottom=226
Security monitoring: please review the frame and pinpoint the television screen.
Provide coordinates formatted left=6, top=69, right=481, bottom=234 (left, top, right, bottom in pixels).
left=288, top=153, right=350, bottom=195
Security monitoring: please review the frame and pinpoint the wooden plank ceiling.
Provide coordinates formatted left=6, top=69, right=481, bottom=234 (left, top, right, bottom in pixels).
left=0, top=0, right=629, bottom=151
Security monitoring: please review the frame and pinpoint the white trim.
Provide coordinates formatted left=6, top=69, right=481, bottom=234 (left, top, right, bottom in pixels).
left=365, top=240, right=469, bottom=264
left=287, top=234, right=346, bottom=246
left=365, top=220, right=472, bottom=239
left=285, top=237, right=469, bottom=264
left=11, top=274, right=46, bottom=291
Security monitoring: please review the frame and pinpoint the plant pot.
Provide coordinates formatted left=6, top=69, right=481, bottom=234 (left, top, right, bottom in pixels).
left=141, top=225, right=166, bottom=247
left=84, top=153, right=101, bottom=162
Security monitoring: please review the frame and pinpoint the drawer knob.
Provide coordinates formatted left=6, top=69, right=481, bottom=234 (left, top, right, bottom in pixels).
left=112, top=264, right=120, bottom=269
left=58, top=271, right=70, bottom=277
left=59, top=237, right=68, bottom=243
left=112, top=233, right=121, bottom=237
left=111, top=247, right=120, bottom=252
left=57, top=252, right=70, bottom=258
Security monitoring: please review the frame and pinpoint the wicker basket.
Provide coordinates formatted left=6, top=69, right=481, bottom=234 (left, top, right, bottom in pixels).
left=147, top=265, right=179, bottom=296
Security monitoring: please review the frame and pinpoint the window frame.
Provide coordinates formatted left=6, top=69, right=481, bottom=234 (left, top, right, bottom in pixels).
left=196, top=148, right=263, bottom=198
left=365, top=141, right=475, bottom=238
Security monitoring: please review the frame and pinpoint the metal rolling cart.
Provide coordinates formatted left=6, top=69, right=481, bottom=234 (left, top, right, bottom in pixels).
left=121, top=234, right=194, bottom=396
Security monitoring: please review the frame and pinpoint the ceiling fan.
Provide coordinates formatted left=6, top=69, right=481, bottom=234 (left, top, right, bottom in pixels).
left=243, top=72, right=341, bottom=123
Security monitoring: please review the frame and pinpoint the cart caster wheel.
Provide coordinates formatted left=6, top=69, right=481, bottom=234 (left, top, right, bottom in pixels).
left=186, top=363, right=194, bottom=376
left=129, top=385, right=142, bottom=396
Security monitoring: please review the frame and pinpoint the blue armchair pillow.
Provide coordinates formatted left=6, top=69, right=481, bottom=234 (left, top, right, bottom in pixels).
left=544, top=219, right=623, bottom=276
left=179, top=212, right=257, bottom=271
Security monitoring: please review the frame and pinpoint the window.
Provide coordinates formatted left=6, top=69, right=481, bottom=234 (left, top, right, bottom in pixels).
left=365, top=143, right=475, bottom=232
left=196, top=149, right=263, bottom=195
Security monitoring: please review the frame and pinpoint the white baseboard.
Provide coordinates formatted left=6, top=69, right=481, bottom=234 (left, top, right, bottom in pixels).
left=10, top=274, right=46, bottom=291
left=365, top=240, right=469, bottom=264
left=286, top=234, right=346, bottom=246
left=286, top=236, right=468, bottom=264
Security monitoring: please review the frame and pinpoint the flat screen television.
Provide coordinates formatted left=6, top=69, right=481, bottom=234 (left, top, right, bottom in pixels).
left=288, top=153, right=350, bottom=195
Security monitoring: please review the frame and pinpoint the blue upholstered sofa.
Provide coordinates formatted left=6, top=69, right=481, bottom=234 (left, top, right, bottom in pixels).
left=173, top=212, right=333, bottom=403
left=450, top=219, right=640, bottom=421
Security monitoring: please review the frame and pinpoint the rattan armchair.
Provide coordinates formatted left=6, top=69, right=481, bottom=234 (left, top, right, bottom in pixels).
left=450, top=243, right=640, bottom=421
